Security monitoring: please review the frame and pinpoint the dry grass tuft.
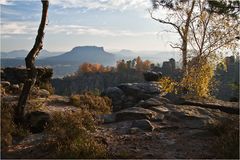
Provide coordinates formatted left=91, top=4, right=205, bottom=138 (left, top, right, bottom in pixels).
left=70, top=92, right=112, bottom=114
left=45, top=111, right=107, bottom=158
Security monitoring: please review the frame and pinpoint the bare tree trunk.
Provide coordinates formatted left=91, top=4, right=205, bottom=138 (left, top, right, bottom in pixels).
left=150, top=0, right=195, bottom=75
left=182, top=0, right=196, bottom=74
left=182, top=42, right=188, bottom=73
left=15, top=0, right=49, bottom=124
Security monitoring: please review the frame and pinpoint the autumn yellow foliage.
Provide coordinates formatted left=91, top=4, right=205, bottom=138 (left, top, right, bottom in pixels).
left=159, top=57, right=215, bottom=98
left=158, top=76, right=178, bottom=94
left=181, top=57, right=214, bottom=98
left=78, top=63, right=112, bottom=73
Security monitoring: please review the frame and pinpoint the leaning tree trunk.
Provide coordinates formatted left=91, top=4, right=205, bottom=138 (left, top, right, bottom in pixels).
left=16, top=0, right=49, bottom=124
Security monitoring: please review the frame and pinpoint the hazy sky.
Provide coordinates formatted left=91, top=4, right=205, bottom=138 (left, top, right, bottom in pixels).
left=1, top=0, right=178, bottom=52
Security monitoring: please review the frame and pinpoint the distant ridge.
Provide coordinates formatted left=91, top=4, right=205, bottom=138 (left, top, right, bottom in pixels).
left=0, top=49, right=63, bottom=59
left=44, top=46, right=115, bottom=66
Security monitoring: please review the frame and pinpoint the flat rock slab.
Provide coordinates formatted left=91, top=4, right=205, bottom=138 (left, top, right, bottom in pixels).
left=118, top=82, right=161, bottom=99
left=115, top=107, right=157, bottom=122
left=135, top=95, right=172, bottom=108
left=182, top=99, right=239, bottom=114
left=164, top=104, right=234, bottom=129
left=149, top=106, right=170, bottom=113
left=131, top=119, right=154, bottom=131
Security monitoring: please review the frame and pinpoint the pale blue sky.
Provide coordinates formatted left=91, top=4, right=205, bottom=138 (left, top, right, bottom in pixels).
left=1, top=0, right=178, bottom=52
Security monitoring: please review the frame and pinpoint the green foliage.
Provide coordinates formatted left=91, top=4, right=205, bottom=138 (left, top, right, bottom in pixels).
left=209, top=119, right=239, bottom=159
left=45, top=111, right=107, bottom=159
left=70, top=92, right=112, bottom=114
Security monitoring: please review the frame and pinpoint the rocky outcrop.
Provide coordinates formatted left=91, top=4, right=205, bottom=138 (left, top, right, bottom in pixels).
left=135, top=95, right=170, bottom=108
left=131, top=119, right=154, bottom=131
left=101, top=82, right=239, bottom=135
left=143, top=71, right=162, bottom=81
left=1, top=67, right=53, bottom=96
left=25, top=111, right=51, bottom=133
left=1, top=81, right=11, bottom=87
left=103, top=82, right=162, bottom=111
left=101, top=87, right=125, bottom=111
left=31, top=88, right=50, bottom=98
left=182, top=99, right=239, bottom=114
left=115, top=107, right=157, bottom=121
left=1, top=67, right=53, bottom=85
left=118, top=82, right=161, bottom=98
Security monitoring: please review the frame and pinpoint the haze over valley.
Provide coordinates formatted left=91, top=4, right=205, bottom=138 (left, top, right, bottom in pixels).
left=1, top=46, right=180, bottom=77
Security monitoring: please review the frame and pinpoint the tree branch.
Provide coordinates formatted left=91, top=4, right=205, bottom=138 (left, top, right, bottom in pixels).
left=149, top=9, right=184, bottom=39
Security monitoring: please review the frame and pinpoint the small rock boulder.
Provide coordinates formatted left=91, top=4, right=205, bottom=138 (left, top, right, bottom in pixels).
left=149, top=106, right=170, bottom=113
left=163, top=92, right=186, bottom=104
left=131, top=119, right=154, bottom=132
left=143, top=71, right=162, bottom=82
left=102, top=87, right=125, bottom=111
left=32, top=88, right=50, bottom=98
left=1, top=81, right=11, bottom=87
left=25, top=111, right=51, bottom=133
left=115, top=107, right=156, bottom=121
left=11, top=84, right=20, bottom=94
left=118, top=82, right=162, bottom=100
left=129, top=127, right=142, bottom=134
left=135, top=96, right=170, bottom=108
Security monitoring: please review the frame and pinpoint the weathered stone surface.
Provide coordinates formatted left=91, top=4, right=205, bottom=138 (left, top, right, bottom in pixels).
left=118, top=82, right=161, bottom=100
left=129, top=127, right=142, bottom=134
left=11, top=84, right=20, bottom=94
left=102, top=87, right=125, bottom=111
left=103, top=82, right=163, bottom=111
left=149, top=106, right=170, bottom=113
left=101, top=114, right=116, bottom=123
left=1, top=81, right=11, bottom=87
left=143, top=71, right=162, bottom=82
left=131, top=119, right=154, bottom=131
left=151, top=114, right=165, bottom=121
left=25, top=111, right=51, bottom=133
left=164, top=104, right=226, bottom=129
left=115, top=107, right=156, bottom=122
left=135, top=95, right=170, bottom=108
left=102, top=87, right=124, bottom=102
left=136, top=99, right=164, bottom=107
left=32, top=88, right=50, bottom=98
left=182, top=99, right=239, bottom=115
left=38, top=89, right=50, bottom=98
left=163, top=93, right=186, bottom=104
